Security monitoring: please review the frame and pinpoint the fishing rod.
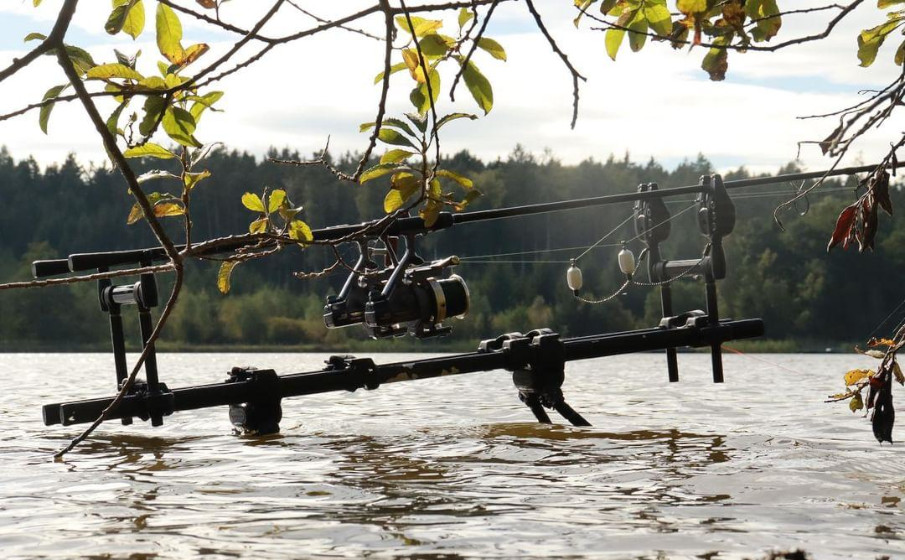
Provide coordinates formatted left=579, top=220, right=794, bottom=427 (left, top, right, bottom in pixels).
left=30, top=161, right=892, bottom=435
left=30, top=161, right=893, bottom=278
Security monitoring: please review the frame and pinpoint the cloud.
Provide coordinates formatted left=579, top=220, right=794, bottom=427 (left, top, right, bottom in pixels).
left=0, top=1, right=903, bottom=175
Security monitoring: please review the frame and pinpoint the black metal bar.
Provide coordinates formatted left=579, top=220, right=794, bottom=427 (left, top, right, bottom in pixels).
left=705, top=280, right=724, bottom=383
left=42, top=318, right=763, bottom=426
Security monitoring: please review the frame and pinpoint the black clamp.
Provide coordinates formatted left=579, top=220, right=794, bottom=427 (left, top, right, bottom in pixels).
left=324, top=355, right=380, bottom=391
left=226, top=367, right=282, bottom=435
left=479, top=329, right=590, bottom=427
left=124, top=379, right=175, bottom=424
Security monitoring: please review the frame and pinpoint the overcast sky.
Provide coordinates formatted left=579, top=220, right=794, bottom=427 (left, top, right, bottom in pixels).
left=1, top=1, right=903, bottom=175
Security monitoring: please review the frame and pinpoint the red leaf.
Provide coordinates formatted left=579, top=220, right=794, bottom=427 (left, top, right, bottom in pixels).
left=874, top=171, right=893, bottom=216
left=827, top=204, right=857, bottom=252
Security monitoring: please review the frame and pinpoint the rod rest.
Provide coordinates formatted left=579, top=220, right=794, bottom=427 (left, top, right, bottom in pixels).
left=226, top=367, right=282, bottom=435
left=479, top=329, right=591, bottom=426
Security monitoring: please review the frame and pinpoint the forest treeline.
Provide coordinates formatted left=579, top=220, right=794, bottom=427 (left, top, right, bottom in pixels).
left=0, top=145, right=900, bottom=351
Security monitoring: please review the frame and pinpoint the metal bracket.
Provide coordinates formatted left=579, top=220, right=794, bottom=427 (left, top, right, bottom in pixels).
left=226, top=367, right=282, bottom=435
left=480, top=329, right=590, bottom=427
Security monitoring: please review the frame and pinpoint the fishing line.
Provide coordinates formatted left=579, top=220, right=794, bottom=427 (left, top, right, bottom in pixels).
left=866, top=292, right=905, bottom=340
left=573, top=213, right=636, bottom=262
left=722, top=344, right=803, bottom=376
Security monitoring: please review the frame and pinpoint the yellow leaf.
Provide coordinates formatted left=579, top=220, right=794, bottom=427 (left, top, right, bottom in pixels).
left=183, top=169, right=210, bottom=191
left=844, top=368, right=874, bottom=386
left=268, top=189, right=287, bottom=213
left=289, top=220, right=313, bottom=243
left=86, top=63, right=144, bottom=81
left=124, top=142, right=175, bottom=159
left=156, top=3, right=185, bottom=64
left=849, top=391, right=864, bottom=412
left=436, top=169, right=474, bottom=189
left=241, top=192, right=265, bottom=212
left=217, top=261, right=237, bottom=294
left=126, top=203, right=144, bottom=224
left=894, top=361, right=904, bottom=385
left=153, top=201, right=184, bottom=217
left=402, top=48, right=427, bottom=83
left=178, top=43, right=209, bottom=67
left=248, top=217, right=268, bottom=234
left=380, top=149, right=414, bottom=165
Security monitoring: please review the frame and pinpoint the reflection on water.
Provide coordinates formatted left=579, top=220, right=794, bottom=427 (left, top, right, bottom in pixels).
left=1, top=352, right=904, bottom=559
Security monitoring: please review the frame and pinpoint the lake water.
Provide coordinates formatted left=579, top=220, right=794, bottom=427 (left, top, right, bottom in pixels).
left=1, top=351, right=903, bottom=559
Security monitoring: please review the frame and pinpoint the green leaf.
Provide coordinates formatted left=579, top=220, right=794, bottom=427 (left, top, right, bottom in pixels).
left=380, top=149, right=415, bottom=164
left=383, top=117, right=418, bottom=138
left=628, top=11, right=649, bottom=52
left=462, top=60, right=493, bottom=114
left=86, top=63, right=144, bottom=81
left=436, top=112, right=477, bottom=131
left=384, top=189, right=408, bottom=213
left=39, top=84, right=68, bottom=134
left=106, top=100, right=129, bottom=137
left=476, top=37, right=507, bottom=61
left=605, top=27, right=625, bottom=60
left=458, top=7, right=474, bottom=31
left=702, top=36, right=730, bottom=80
left=405, top=112, right=428, bottom=133
left=242, top=192, right=265, bottom=212
left=122, top=0, right=145, bottom=39
left=139, top=76, right=167, bottom=89
left=644, top=1, right=672, bottom=37
left=373, top=62, right=407, bottom=84
left=410, top=85, right=427, bottom=115
left=419, top=33, right=450, bottom=58
left=268, top=189, right=287, bottom=213
left=289, top=219, right=313, bottom=242
left=384, top=173, right=421, bottom=213
left=378, top=128, right=417, bottom=149
left=896, top=40, right=905, bottom=66
left=24, top=32, right=46, bottom=43
left=156, top=3, right=185, bottom=64
left=123, top=142, right=176, bottom=159
left=189, top=90, right=224, bottom=122
left=162, top=106, right=201, bottom=147
left=360, top=162, right=402, bottom=183
left=746, top=0, right=781, bottom=42
left=106, top=0, right=145, bottom=39
left=858, top=20, right=902, bottom=67
left=436, top=169, right=474, bottom=189
left=139, top=95, right=166, bottom=136
left=217, top=261, right=237, bottom=294
left=64, top=45, right=96, bottom=75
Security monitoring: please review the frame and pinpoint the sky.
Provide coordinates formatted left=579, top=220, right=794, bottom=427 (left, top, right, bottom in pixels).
left=0, top=1, right=903, bottom=175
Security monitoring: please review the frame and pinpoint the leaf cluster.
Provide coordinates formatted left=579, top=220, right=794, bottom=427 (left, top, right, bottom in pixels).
left=578, top=0, right=781, bottom=80
left=830, top=336, right=905, bottom=443
left=827, top=170, right=893, bottom=253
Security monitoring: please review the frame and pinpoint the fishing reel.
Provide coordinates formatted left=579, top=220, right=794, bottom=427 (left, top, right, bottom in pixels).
left=324, top=236, right=470, bottom=339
